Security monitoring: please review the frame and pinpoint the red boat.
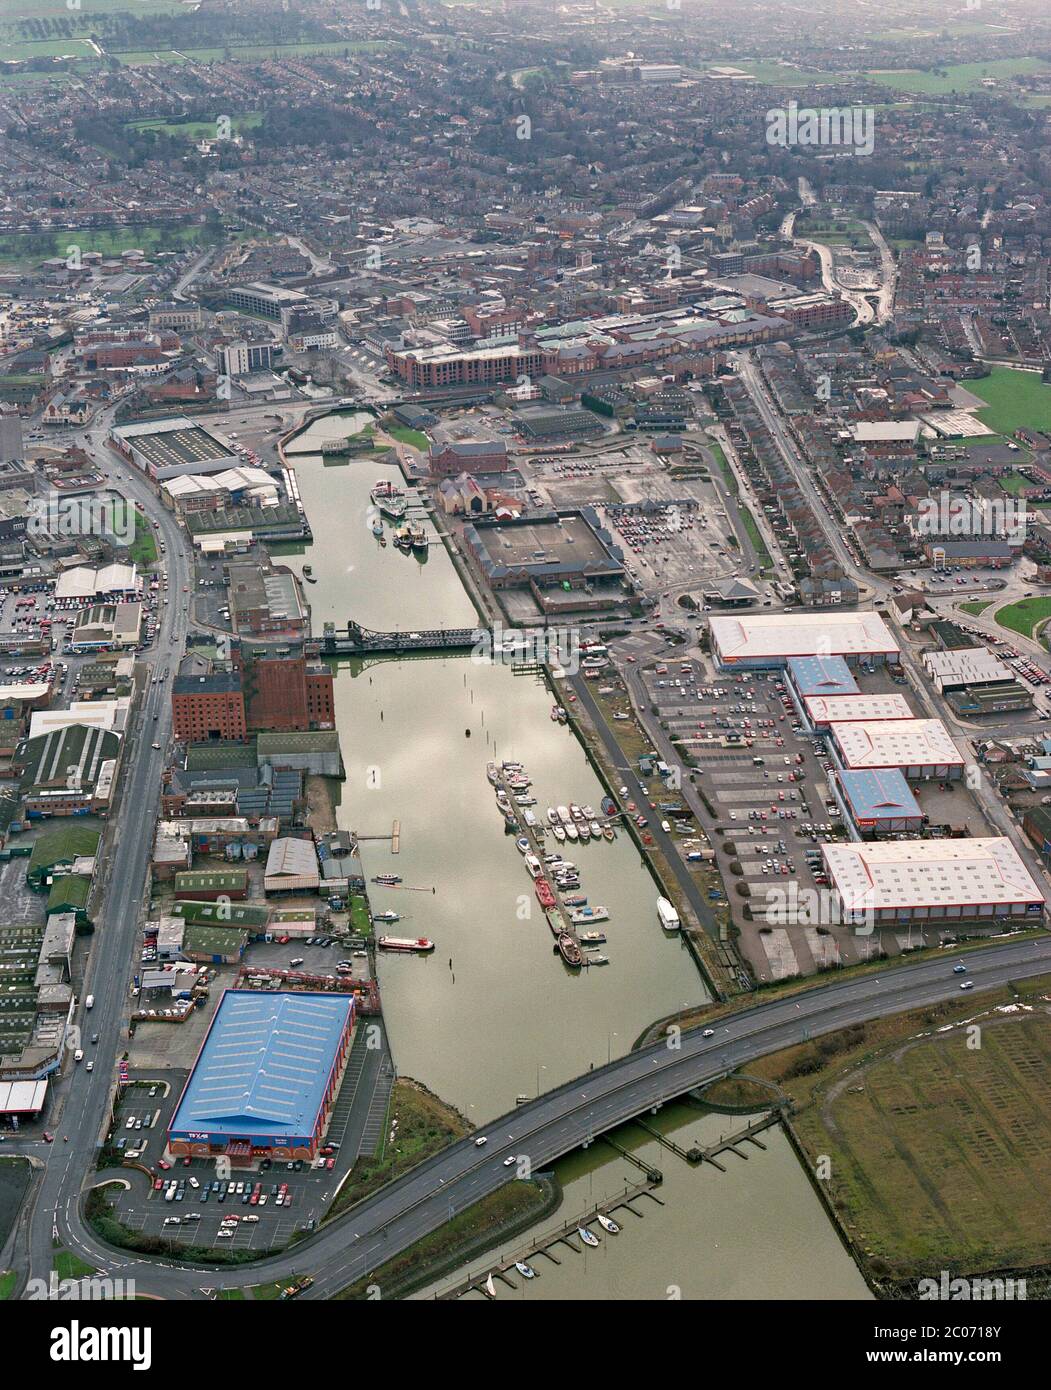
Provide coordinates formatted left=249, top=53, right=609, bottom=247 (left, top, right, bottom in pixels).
left=535, top=878, right=556, bottom=909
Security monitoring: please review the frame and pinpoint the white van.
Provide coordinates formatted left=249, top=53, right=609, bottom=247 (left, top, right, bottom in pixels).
left=85, top=995, right=94, bottom=1009
left=74, top=1049, right=84, bottom=1062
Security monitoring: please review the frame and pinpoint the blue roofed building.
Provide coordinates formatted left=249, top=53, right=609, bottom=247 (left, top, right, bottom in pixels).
left=834, top=769, right=925, bottom=836
left=786, top=655, right=860, bottom=700
left=168, top=990, right=355, bottom=1161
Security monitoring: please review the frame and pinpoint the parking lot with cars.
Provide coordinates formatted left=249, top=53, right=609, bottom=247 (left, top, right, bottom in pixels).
left=638, top=660, right=891, bottom=979
left=101, top=1072, right=356, bottom=1253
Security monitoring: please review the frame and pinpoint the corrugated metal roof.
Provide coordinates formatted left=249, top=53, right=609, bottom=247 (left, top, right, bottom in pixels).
left=170, top=991, right=352, bottom=1141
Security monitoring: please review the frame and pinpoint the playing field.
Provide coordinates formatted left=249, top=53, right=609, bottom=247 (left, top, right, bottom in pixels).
left=969, top=367, right=1051, bottom=436
left=995, top=596, right=1051, bottom=643
left=865, top=58, right=1051, bottom=95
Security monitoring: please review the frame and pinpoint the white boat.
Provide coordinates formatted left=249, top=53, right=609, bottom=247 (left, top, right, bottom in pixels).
left=484, top=1272, right=497, bottom=1298
left=590, top=821, right=603, bottom=839
left=486, top=762, right=499, bottom=786
left=515, top=1261, right=537, bottom=1280
left=579, top=930, right=606, bottom=943
left=571, top=906, right=609, bottom=925
left=372, top=910, right=402, bottom=924
left=547, top=808, right=559, bottom=825
left=657, top=896, right=681, bottom=931
left=552, top=825, right=566, bottom=843
left=565, top=823, right=579, bottom=842
left=577, top=1227, right=600, bottom=1247
left=524, top=854, right=542, bottom=879
left=582, top=806, right=595, bottom=819
left=557, top=806, right=573, bottom=825
left=578, top=822, right=591, bottom=843
left=515, top=837, right=530, bottom=855
left=570, top=803, right=584, bottom=822
left=596, top=1213, right=620, bottom=1234
left=524, top=810, right=537, bottom=828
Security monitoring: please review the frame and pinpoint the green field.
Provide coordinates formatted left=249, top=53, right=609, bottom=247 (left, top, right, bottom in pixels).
left=997, top=470, right=1035, bottom=496
left=128, top=113, right=263, bottom=140
left=865, top=58, right=1051, bottom=96
left=0, top=36, right=96, bottom=60
left=112, top=39, right=392, bottom=66
left=745, top=980, right=1051, bottom=1286
left=383, top=425, right=429, bottom=450
left=0, top=223, right=214, bottom=269
left=960, top=600, right=992, bottom=617
left=730, top=60, right=847, bottom=87
left=995, top=596, right=1051, bottom=643
left=969, top=367, right=1051, bottom=436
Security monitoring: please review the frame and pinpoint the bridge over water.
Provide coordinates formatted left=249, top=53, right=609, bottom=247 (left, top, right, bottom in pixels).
left=321, top=620, right=486, bottom=656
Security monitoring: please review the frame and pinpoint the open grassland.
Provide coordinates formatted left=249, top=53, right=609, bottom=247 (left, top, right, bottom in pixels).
left=969, top=368, right=1051, bottom=436
left=865, top=58, right=1051, bottom=95
left=740, top=977, right=1051, bottom=1287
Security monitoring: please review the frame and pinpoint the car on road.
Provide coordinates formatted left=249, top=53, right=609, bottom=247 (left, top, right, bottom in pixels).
left=151, top=742, right=161, bottom=750
left=702, top=1029, right=715, bottom=1038
left=474, top=1136, right=488, bottom=1147
left=960, top=981, right=974, bottom=990
left=503, top=1155, right=517, bottom=1167
left=43, top=1131, right=54, bottom=1143
left=953, top=963, right=968, bottom=974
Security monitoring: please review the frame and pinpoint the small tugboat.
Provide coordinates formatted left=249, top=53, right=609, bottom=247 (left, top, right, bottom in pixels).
left=577, top=1225, right=600, bottom=1247
left=371, top=874, right=402, bottom=886
left=557, top=933, right=583, bottom=969
left=409, top=521, right=427, bottom=552
left=372, top=910, right=402, bottom=924
left=394, top=524, right=413, bottom=550
left=378, top=936, right=434, bottom=953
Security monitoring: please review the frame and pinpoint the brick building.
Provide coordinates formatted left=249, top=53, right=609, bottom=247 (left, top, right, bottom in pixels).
left=172, top=671, right=247, bottom=742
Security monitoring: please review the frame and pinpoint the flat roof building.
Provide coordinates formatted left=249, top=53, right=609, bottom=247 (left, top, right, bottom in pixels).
left=821, top=838, right=1045, bottom=925
left=168, top=989, right=355, bottom=1160
left=785, top=655, right=860, bottom=698
left=923, top=647, right=1013, bottom=693
left=829, top=718, right=964, bottom=779
left=710, top=611, right=899, bottom=669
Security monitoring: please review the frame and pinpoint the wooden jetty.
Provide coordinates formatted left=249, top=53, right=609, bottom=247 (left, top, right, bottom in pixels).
left=437, top=1178, right=662, bottom=1300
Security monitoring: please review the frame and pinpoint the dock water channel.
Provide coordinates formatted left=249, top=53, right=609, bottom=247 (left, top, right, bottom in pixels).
left=285, top=412, right=870, bottom=1299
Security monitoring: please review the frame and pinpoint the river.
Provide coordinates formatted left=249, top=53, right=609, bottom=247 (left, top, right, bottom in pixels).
left=285, top=413, right=869, bottom=1298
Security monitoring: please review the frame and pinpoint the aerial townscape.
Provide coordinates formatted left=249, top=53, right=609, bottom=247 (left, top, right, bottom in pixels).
left=2, top=0, right=1051, bottom=1342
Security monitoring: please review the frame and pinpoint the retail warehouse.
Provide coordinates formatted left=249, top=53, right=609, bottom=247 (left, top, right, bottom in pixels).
left=821, top=838, right=1045, bottom=926
left=828, top=718, right=964, bottom=780
left=168, top=989, right=355, bottom=1161
left=832, top=769, right=924, bottom=837
left=710, top=611, right=899, bottom=670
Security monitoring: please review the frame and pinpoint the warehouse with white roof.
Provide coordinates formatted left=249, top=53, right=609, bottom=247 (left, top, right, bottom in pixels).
left=821, top=838, right=1045, bottom=926
left=805, top=692, right=914, bottom=730
left=829, top=718, right=964, bottom=779
left=710, top=611, right=899, bottom=669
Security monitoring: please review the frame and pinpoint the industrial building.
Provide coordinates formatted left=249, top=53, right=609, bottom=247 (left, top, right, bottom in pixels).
left=463, top=508, right=626, bottom=616
left=922, top=647, right=1033, bottom=716
left=828, top=718, right=964, bottom=780
left=111, top=417, right=240, bottom=482
left=167, top=989, right=355, bottom=1161
left=263, top=837, right=320, bottom=894
left=832, top=769, right=925, bottom=836
left=821, top=838, right=1045, bottom=927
